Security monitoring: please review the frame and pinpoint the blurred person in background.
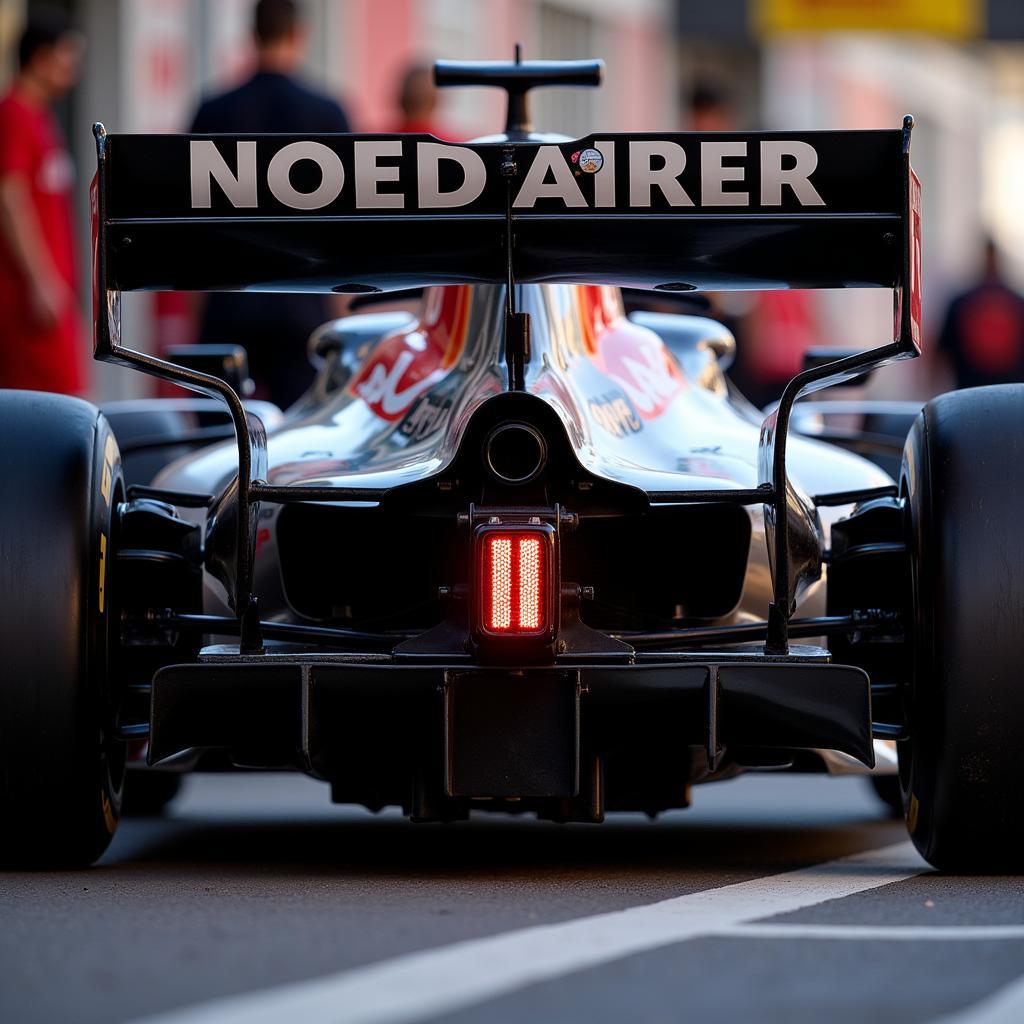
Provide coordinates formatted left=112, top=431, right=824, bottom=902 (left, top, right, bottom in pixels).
left=688, top=80, right=735, bottom=133
left=392, top=63, right=446, bottom=137
left=935, top=237, right=1024, bottom=390
left=0, top=9, right=86, bottom=395
left=189, top=0, right=353, bottom=409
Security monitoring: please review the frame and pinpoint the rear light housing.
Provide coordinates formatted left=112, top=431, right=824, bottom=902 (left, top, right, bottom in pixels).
left=472, top=520, right=558, bottom=660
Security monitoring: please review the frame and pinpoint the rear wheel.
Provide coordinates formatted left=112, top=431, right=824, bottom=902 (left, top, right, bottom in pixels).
left=0, top=392, right=126, bottom=867
left=901, top=385, right=1024, bottom=871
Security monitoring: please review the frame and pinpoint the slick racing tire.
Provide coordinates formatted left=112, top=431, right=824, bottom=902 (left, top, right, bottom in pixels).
left=122, top=772, right=181, bottom=816
left=0, top=392, right=126, bottom=867
left=900, top=385, right=1024, bottom=871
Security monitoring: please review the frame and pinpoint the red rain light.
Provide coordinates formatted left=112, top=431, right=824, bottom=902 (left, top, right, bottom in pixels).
left=482, top=532, right=548, bottom=634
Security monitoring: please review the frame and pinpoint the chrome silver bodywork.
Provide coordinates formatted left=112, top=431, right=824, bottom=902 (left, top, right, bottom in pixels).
left=155, top=283, right=895, bottom=776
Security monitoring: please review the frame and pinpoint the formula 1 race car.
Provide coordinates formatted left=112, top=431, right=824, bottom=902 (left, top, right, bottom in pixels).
left=2, top=59, right=1022, bottom=872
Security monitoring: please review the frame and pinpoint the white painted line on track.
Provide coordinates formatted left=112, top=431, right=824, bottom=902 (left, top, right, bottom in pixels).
left=931, top=974, right=1024, bottom=1024
left=132, top=841, right=926, bottom=1024
left=715, top=923, right=1024, bottom=942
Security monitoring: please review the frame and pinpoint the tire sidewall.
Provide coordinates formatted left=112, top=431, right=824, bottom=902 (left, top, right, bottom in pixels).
left=899, top=407, right=937, bottom=855
left=86, top=415, right=126, bottom=850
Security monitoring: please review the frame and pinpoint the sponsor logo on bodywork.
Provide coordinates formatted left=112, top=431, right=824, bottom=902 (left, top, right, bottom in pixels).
left=588, top=392, right=643, bottom=437
left=399, top=392, right=455, bottom=442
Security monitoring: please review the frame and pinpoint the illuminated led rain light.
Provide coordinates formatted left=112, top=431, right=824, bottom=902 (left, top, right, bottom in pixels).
left=484, top=534, right=546, bottom=633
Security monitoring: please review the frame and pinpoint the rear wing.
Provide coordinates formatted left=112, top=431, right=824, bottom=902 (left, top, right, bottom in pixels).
left=90, top=118, right=921, bottom=656
left=92, top=118, right=922, bottom=358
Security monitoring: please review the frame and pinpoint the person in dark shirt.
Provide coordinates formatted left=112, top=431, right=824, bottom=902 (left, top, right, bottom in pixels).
left=189, top=0, right=352, bottom=409
left=936, top=238, right=1024, bottom=391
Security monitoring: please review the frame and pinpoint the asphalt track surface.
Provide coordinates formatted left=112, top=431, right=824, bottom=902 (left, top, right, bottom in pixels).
left=3, top=773, right=1024, bottom=1024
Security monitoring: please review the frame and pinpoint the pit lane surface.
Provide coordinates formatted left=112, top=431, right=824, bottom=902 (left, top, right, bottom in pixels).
left=2, top=774, right=1023, bottom=1024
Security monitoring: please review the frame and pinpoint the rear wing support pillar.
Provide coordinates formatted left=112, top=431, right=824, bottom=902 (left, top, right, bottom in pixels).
left=759, top=115, right=921, bottom=654
left=758, top=340, right=908, bottom=653
left=92, top=123, right=267, bottom=652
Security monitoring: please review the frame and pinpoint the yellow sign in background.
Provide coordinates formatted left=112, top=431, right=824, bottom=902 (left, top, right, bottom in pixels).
left=754, top=0, right=982, bottom=38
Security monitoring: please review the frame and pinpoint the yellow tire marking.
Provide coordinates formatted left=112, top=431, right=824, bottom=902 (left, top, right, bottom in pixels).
left=98, top=532, right=108, bottom=614
left=100, top=433, right=117, bottom=505
left=101, top=790, right=117, bottom=834
left=907, top=792, right=919, bottom=834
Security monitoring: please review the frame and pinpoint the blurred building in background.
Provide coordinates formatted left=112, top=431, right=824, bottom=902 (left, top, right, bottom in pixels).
left=2, top=0, right=1024, bottom=403
left=0, top=0, right=677, bottom=400
left=678, top=0, right=1024, bottom=397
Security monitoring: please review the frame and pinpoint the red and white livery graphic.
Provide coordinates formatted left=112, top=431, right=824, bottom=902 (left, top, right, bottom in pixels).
left=578, top=285, right=684, bottom=420
left=351, top=286, right=471, bottom=421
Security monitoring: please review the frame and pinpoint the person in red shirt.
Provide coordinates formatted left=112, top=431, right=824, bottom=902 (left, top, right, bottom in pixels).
left=0, top=10, right=87, bottom=395
left=936, top=238, right=1024, bottom=390
left=392, top=63, right=449, bottom=138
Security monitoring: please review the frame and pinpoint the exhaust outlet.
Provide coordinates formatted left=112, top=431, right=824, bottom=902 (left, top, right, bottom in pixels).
left=484, top=422, right=547, bottom=484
